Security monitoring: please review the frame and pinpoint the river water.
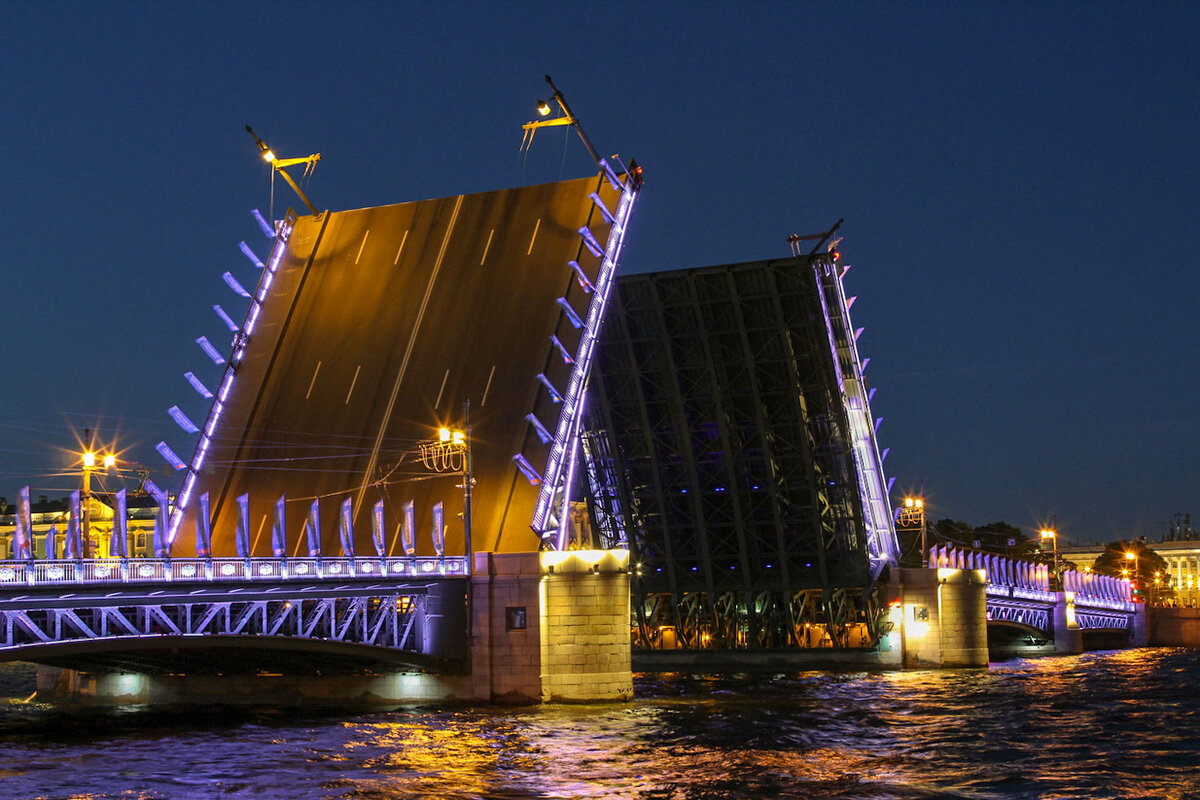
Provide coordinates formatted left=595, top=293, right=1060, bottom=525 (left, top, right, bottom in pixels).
left=0, top=648, right=1195, bottom=800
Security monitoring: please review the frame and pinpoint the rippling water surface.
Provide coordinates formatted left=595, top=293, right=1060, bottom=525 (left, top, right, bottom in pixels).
left=0, top=648, right=1197, bottom=799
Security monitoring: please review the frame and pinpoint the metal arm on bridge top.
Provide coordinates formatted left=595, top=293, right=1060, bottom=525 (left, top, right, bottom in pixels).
left=521, top=75, right=603, bottom=167
left=245, top=125, right=321, bottom=217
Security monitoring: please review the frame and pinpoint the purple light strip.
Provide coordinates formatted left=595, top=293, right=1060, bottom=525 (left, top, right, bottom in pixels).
left=556, top=297, right=583, bottom=328
left=213, top=304, right=240, bottom=332
left=239, top=241, right=265, bottom=269
left=524, top=413, right=553, bottom=444
left=185, top=371, right=214, bottom=399
left=814, top=255, right=899, bottom=566
left=555, top=389, right=588, bottom=551
left=169, top=213, right=295, bottom=543
left=223, top=271, right=252, bottom=298
left=196, top=336, right=226, bottom=365
left=169, top=405, right=200, bottom=434
left=588, top=192, right=615, bottom=224
left=567, top=260, right=594, bottom=293
left=531, top=182, right=638, bottom=545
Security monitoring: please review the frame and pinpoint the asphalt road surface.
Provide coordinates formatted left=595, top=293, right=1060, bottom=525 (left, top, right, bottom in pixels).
left=178, top=174, right=621, bottom=557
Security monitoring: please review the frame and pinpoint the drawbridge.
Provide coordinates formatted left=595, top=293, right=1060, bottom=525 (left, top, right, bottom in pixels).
left=162, top=166, right=638, bottom=561
left=588, top=242, right=901, bottom=652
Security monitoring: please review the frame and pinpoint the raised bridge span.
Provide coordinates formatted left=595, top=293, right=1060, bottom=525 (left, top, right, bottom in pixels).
left=7, top=107, right=646, bottom=701
left=0, top=110, right=1149, bottom=698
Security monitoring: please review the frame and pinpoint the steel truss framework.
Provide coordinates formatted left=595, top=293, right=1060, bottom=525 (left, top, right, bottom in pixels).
left=589, top=254, right=898, bottom=650
left=0, top=567, right=470, bottom=673
left=987, top=599, right=1051, bottom=633
left=0, top=595, right=419, bottom=652
left=986, top=596, right=1131, bottom=635
left=1073, top=607, right=1132, bottom=631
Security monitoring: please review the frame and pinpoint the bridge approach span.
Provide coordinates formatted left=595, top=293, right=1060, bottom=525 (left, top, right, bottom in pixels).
left=0, top=557, right=469, bottom=675
left=931, top=544, right=1137, bottom=640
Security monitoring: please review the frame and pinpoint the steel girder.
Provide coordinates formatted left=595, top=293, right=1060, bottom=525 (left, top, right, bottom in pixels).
left=630, top=586, right=887, bottom=650
left=0, top=595, right=420, bottom=653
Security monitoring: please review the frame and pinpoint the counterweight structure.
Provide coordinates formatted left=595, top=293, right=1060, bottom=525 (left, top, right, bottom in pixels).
left=587, top=252, right=899, bottom=649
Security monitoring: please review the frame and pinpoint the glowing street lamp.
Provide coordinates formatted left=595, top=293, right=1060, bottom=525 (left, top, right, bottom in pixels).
left=245, top=125, right=321, bottom=217
left=897, top=496, right=927, bottom=566
left=1126, top=551, right=1139, bottom=601
left=427, top=413, right=474, bottom=575
left=521, top=75, right=603, bottom=166
left=1041, top=528, right=1060, bottom=591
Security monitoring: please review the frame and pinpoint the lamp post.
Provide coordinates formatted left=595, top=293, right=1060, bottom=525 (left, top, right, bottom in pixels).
left=1040, top=528, right=1059, bottom=591
left=424, top=415, right=473, bottom=576
left=81, top=441, right=117, bottom=558
left=898, top=497, right=926, bottom=567
left=81, top=449, right=95, bottom=551
left=1126, top=550, right=1138, bottom=602
left=522, top=75, right=603, bottom=166
left=245, top=125, right=321, bottom=217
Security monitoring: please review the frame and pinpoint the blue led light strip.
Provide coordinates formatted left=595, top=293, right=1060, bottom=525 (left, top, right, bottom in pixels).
left=168, top=212, right=297, bottom=544
left=813, top=255, right=900, bottom=568
left=531, top=181, right=639, bottom=549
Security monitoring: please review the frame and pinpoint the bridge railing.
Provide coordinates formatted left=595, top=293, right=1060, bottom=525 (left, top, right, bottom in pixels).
left=0, top=556, right=469, bottom=588
left=930, top=543, right=1133, bottom=609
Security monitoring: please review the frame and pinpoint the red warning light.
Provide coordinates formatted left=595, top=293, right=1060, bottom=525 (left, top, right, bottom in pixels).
left=629, top=159, right=644, bottom=187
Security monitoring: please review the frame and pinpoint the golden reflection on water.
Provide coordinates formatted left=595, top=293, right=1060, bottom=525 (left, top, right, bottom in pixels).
left=341, top=719, right=508, bottom=797
left=0, top=651, right=1197, bottom=799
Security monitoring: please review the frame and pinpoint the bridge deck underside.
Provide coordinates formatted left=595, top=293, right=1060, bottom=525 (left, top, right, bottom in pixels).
left=178, top=175, right=619, bottom=557
left=590, top=257, right=877, bottom=650
left=13, top=635, right=450, bottom=676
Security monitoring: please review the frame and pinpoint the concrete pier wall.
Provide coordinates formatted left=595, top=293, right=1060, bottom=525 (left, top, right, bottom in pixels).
left=882, top=567, right=989, bottom=668
left=1148, top=606, right=1200, bottom=647
left=1053, top=592, right=1084, bottom=654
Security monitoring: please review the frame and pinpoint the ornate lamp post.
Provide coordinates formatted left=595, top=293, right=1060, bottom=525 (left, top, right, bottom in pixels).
left=420, top=413, right=473, bottom=575
left=1125, top=551, right=1138, bottom=602
left=898, top=497, right=926, bottom=566
left=1041, top=528, right=1060, bottom=591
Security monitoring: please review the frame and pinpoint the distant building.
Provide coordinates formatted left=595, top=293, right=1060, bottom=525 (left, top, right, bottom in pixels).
left=0, top=492, right=166, bottom=559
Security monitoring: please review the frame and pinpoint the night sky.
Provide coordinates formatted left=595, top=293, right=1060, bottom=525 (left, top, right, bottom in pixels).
left=2, top=2, right=1197, bottom=545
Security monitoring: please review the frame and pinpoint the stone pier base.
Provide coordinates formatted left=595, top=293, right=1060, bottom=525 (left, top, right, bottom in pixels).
left=881, top=567, right=989, bottom=668
left=469, top=549, right=632, bottom=703
left=1052, top=592, right=1084, bottom=654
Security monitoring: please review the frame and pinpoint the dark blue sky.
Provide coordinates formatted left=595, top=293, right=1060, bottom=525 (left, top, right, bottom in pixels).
left=2, top=2, right=1197, bottom=545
